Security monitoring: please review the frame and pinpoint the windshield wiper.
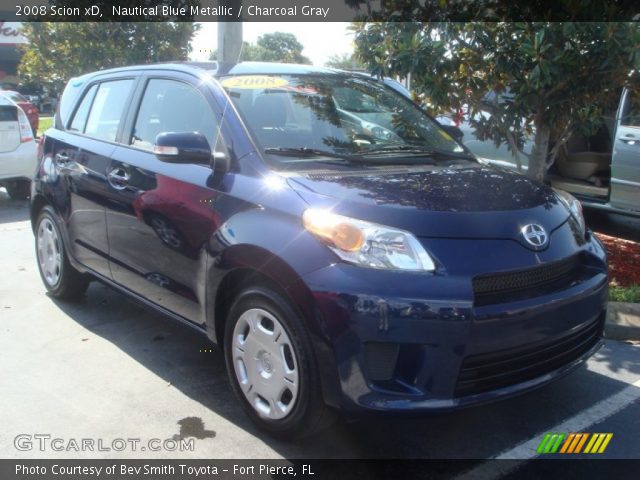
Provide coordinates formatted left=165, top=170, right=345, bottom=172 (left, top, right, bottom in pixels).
left=363, top=144, right=474, bottom=159
left=264, top=147, right=362, bottom=162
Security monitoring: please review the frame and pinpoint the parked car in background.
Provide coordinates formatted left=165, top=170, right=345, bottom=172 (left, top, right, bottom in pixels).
left=32, top=62, right=607, bottom=438
left=0, top=90, right=39, bottom=135
left=0, top=94, right=37, bottom=199
left=549, top=87, right=640, bottom=217
left=441, top=89, right=640, bottom=217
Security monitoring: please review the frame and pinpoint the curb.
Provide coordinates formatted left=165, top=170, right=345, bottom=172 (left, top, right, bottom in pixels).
left=605, top=301, right=640, bottom=341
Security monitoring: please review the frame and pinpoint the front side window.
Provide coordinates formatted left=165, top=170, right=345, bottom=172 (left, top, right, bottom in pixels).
left=220, top=74, right=466, bottom=168
left=131, top=79, right=218, bottom=151
left=84, top=79, right=133, bottom=142
left=621, top=89, right=640, bottom=128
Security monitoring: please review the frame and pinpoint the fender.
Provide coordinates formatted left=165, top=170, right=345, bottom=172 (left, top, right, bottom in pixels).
left=204, top=241, right=343, bottom=409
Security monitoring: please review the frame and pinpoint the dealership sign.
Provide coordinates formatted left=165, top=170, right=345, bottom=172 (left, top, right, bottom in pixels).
left=0, top=22, right=27, bottom=45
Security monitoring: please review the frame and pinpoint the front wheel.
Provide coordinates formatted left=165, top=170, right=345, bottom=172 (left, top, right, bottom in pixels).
left=35, top=206, right=90, bottom=300
left=224, top=286, right=333, bottom=438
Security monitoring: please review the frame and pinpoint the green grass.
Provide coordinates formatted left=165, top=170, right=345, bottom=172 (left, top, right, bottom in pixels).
left=37, top=116, right=53, bottom=137
left=609, top=285, right=640, bottom=303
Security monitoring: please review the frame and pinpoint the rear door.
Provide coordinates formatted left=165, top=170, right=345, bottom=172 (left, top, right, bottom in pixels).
left=51, top=77, right=137, bottom=277
left=0, top=98, right=20, bottom=152
left=611, top=87, right=640, bottom=212
left=105, top=72, right=226, bottom=324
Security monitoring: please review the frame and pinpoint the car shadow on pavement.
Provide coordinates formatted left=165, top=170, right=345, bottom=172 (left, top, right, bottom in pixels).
left=0, top=191, right=30, bottom=224
left=50, top=282, right=640, bottom=460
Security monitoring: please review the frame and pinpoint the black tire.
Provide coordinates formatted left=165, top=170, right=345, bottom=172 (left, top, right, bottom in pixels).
left=6, top=179, right=30, bottom=200
left=224, top=286, right=334, bottom=439
left=35, top=206, right=90, bottom=300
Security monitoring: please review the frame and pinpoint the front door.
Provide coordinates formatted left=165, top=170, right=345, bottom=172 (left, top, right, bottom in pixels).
left=611, top=88, right=640, bottom=212
left=105, top=75, right=225, bottom=324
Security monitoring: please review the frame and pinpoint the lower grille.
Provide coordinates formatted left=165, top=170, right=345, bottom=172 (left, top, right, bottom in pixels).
left=365, top=342, right=399, bottom=382
left=473, top=255, right=583, bottom=306
left=454, top=315, right=603, bottom=397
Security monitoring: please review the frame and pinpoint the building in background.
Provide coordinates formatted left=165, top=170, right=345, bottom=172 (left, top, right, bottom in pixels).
left=0, top=22, right=27, bottom=89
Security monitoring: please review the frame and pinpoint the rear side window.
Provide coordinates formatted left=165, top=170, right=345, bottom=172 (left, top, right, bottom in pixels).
left=84, top=79, right=134, bottom=142
left=69, top=84, right=97, bottom=133
left=130, top=79, right=218, bottom=151
left=0, top=105, right=18, bottom=122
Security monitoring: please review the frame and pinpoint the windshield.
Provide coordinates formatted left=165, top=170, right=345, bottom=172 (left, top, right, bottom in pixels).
left=220, top=74, right=467, bottom=166
left=2, top=91, right=27, bottom=103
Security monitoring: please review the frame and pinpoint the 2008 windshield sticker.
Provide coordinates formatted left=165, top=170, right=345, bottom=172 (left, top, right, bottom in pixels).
left=220, top=76, right=289, bottom=89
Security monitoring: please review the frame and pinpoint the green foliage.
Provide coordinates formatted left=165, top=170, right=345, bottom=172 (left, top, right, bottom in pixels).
left=37, top=116, right=53, bottom=138
left=610, top=285, right=640, bottom=303
left=354, top=22, right=640, bottom=181
left=210, top=32, right=311, bottom=64
left=18, top=23, right=197, bottom=97
left=256, top=32, right=311, bottom=64
left=324, top=53, right=364, bottom=70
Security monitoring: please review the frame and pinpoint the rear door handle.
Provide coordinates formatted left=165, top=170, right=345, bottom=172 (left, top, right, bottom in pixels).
left=107, top=166, right=130, bottom=190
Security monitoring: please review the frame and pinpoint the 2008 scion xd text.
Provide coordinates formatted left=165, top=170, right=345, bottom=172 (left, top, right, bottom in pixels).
left=31, top=62, right=608, bottom=438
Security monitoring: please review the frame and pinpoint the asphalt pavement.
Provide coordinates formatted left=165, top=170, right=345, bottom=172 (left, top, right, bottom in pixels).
left=1, top=193, right=639, bottom=461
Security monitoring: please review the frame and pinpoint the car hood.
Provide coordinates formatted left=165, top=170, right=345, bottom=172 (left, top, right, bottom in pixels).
left=286, top=163, right=569, bottom=242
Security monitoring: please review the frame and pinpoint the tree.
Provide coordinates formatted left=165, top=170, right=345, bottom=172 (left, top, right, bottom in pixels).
left=256, top=32, right=311, bottom=64
left=210, top=32, right=311, bottom=64
left=354, top=22, right=639, bottom=182
left=18, top=23, right=197, bottom=97
left=325, top=53, right=364, bottom=70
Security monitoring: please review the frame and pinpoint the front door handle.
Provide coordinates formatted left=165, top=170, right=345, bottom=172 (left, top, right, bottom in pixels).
left=54, top=152, right=71, bottom=165
left=107, top=166, right=130, bottom=190
left=619, top=134, right=638, bottom=145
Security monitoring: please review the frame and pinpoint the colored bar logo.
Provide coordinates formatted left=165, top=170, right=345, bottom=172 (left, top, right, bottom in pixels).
left=537, top=433, right=613, bottom=454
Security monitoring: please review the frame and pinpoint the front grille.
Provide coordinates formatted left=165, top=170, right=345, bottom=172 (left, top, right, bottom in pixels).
left=454, top=315, right=603, bottom=397
left=473, top=255, right=583, bottom=306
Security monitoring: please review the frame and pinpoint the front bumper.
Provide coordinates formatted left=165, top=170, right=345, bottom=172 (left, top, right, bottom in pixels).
left=301, top=235, right=608, bottom=413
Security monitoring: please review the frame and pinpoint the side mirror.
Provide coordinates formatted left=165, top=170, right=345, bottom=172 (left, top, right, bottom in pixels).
left=212, top=150, right=230, bottom=173
left=440, top=124, right=464, bottom=142
left=154, top=132, right=212, bottom=165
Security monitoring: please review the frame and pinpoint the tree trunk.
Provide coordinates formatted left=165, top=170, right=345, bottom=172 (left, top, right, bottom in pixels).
left=527, top=124, right=551, bottom=183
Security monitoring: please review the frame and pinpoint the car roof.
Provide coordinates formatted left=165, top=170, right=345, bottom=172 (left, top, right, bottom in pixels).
left=0, top=92, right=17, bottom=106
left=69, top=61, right=347, bottom=81
left=216, top=62, right=339, bottom=76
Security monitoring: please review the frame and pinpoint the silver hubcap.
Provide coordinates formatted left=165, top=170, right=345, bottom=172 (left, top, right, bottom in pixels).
left=37, top=218, right=62, bottom=287
left=232, top=308, right=299, bottom=420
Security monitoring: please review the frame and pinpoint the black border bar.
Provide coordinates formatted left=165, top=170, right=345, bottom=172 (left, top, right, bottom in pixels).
left=3, top=459, right=640, bottom=480
left=1, top=0, right=640, bottom=22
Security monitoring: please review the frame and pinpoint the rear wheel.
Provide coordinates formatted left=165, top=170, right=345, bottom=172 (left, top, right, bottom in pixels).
left=6, top=179, right=30, bottom=200
left=35, top=206, right=89, bottom=300
left=224, top=286, right=333, bottom=438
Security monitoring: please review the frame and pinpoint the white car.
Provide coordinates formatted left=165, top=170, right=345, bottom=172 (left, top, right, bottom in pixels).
left=0, top=94, right=37, bottom=199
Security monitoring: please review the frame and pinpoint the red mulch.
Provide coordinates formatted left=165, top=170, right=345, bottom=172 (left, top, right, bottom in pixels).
left=594, top=232, right=640, bottom=287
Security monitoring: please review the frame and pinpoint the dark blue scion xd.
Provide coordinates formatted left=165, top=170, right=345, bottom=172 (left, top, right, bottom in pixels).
left=31, top=61, right=608, bottom=438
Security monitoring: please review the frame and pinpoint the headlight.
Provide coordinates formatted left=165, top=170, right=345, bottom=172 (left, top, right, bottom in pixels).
left=302, top=209, right=436, bottom=271
left=554, top=188, right=585, bottom=235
